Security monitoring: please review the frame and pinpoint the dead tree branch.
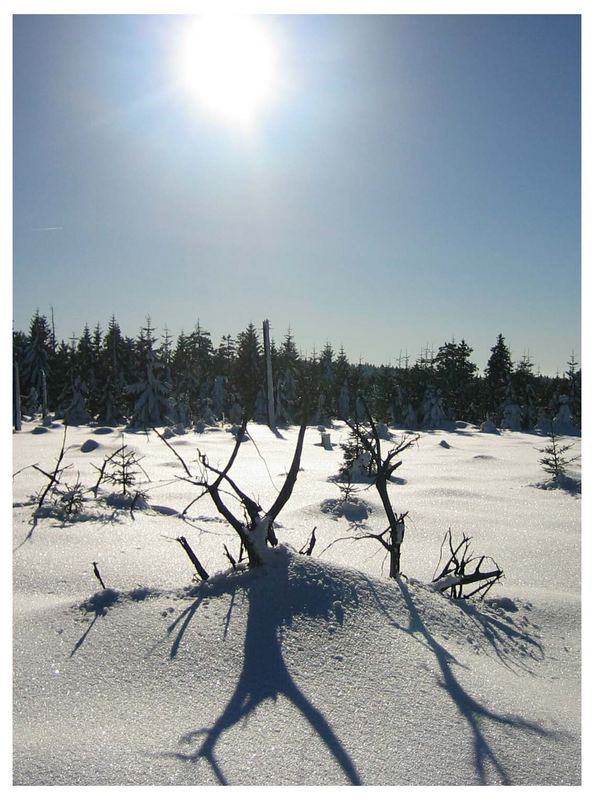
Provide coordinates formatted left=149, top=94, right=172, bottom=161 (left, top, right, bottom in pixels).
left=432, top=529, right=503, bottom=599
left=177, top=536, right=210, bottom=581
left=35, top=424, right=70, bottom=510
left=299, top=527, right=317, bottom=556
left=157, top=417, right=307, bottom=568
left=341, top=399, right=418, bottom=577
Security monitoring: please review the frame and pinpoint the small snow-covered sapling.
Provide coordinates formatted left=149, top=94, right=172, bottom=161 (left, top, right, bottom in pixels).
left=538, top=430, right=579, bottom=481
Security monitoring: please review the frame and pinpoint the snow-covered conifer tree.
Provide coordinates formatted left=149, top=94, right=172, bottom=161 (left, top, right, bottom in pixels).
left=127, top=319, right=171, bottom=428
left=274, top=329, right=300, bottom=424
left=553, top=395, right=575, bottom=434
left=21, top=311, right=51, bottom=408
left=421, top=387, right=447, bottom=428
left=63, top=376, right=91, bottom=425
left=484, top=333, right=513, bottom=422
left=233, top=323, right=264, bottom=419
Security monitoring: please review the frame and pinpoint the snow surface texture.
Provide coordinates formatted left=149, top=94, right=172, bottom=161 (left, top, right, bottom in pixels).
left=13, top=421, right=581, bottom=785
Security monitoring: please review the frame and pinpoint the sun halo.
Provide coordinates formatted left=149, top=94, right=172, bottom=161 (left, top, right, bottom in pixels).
left=178, top=16, right=278, bottom=126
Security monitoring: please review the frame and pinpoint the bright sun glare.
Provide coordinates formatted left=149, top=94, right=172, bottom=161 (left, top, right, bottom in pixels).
left=178, top=16, right=277, bottom=125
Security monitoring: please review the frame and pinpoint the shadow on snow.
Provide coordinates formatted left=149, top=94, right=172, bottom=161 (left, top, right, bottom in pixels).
left=163, top=549, right=362, bottom=785
left=68, top=548, right=564, bottom=785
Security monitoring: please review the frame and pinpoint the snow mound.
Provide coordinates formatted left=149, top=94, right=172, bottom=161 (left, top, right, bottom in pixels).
left=105, top=492, right=150, bottom=510
left=320, top=497, right=372, bottom=522
left=480, top=421, right=499, bottom=434
left=531, top=475, right=581, bottom=495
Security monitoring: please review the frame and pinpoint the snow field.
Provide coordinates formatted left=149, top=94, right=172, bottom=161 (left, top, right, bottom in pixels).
left=12, top=420, right=581, bottom=785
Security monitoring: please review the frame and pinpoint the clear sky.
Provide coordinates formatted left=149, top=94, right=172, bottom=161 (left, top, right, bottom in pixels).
left=12, top=11, right=581, bottom=375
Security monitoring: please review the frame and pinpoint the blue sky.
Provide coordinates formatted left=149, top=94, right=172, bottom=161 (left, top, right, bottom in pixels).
left=12, top=12, right=581, bottom=375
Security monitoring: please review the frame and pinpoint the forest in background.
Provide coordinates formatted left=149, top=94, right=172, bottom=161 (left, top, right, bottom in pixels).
left=13, top=310, right=581, bottom=433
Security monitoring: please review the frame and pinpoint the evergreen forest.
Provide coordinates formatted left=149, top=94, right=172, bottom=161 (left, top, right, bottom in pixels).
left=13, top=311, right=581, bottom=434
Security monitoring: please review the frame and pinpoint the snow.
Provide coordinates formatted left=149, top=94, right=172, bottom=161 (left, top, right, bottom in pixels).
left=12, top=420, right=581, bottom=786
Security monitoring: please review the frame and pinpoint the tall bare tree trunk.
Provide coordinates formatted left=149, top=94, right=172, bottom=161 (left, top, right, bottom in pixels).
left=13, top=360, right=22, bottom=431
left=263, top=319, right=275, bottom=429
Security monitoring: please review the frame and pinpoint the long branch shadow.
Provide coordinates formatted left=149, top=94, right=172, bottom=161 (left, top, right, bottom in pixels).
left=396, top=578, right=557, bottom=785
left=456, top=598, right=544, bottom=675
left=164, top=551, right=362, bottom=785
left=70, top=588, right=121, bottom=656
left=70, top=587, right=157, bottom=656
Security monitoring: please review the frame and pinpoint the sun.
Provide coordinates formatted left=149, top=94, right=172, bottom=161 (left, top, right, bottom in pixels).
left=178, top=16, right=277, bottom=125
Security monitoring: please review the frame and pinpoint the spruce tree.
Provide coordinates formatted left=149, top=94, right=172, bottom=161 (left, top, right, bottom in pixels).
left=484, top=333, right=513, bottom=421
left=538, top=431, right=579, bottom=481
left=63, top=375, right=91, bottom=425
left=21, top=310, right=52, bottom=410
left=512, top=353, right=537, bottom=430
left=127, top=318, right=171, bottom=428
left=49, top=340, right=75, bottom=417
left=275, top=329, right=301, bottom=423
left=97, top=316, right=129, bottom=423
left=317, top=342, right=337, bottom=421
left=565, top=353, right=581, bottom=429
left=233, top=323, right=263, bottom=418
left=434, top=339, right=477, bottom=421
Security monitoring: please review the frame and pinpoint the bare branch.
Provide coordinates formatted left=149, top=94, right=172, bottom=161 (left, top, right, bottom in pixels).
left=181, top=488, right=210, bottom=517
left=152, top=427, right=193, bottom=478
left=267, top=422, right=307, bottom=521
left=432, top=568, right=503, bottom=593
left=199, top=456, right=262, bottom=524
left=211, top=417, right=249, bottom=491
left=177, top=536, right=209, bottom=581
left=36, top=424, right=69, bottom=510
left=223, top=544, right=237, bottom=570
left=299, top=527, right=317, bottom=556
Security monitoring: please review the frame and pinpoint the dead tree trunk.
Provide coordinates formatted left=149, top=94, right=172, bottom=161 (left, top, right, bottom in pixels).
left=263, top=319, right=275, bottom=430
left=156, top=416, right=307, bottom=569
left=345, top=399, right=418, bottom=578
left=41, top=369, right=48, bottom=419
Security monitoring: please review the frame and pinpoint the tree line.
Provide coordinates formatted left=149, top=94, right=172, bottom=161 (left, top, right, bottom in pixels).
left=13, top=310, right=581, bottom=432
